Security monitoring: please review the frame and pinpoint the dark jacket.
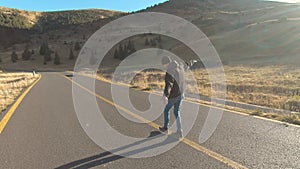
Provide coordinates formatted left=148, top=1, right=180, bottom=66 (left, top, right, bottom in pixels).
left=164, top=61, right=185, bottom=99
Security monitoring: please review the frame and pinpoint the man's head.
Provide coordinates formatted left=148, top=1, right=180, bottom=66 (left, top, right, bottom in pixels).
left=161, top=56, right=171, bottom=68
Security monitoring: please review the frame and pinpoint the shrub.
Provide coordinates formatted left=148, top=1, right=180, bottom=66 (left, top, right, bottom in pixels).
left=69, top=48, right=75, bottom=60
left=11, top=51, right=18, bottom=63
left=75, top=41, right=81, bottom=51
left=22, top=45, right=32, bottom=60
left=39, top=42, right=49, bottom=55
left=54, top=51, right=60, bottom=65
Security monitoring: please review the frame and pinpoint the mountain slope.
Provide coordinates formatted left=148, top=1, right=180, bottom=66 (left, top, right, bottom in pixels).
left=141, top=0, right=300, bottom=65
left=0, top=6, right=123, bottom=30
left=0, top=7, right=124, bottom=50
left=1, top=0, right=300, bottom=68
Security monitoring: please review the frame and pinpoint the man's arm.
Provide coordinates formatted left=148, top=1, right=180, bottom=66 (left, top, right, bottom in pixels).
left=164, top=72, right=174, bottom=98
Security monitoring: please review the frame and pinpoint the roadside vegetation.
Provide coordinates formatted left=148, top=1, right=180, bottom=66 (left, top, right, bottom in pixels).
left=184, top=96, right=300, bottom=125
left=96, top=66, right=300, bottom=125
left=0, top=71, right=39, bottom=113
left=120, top=66, right=300, bottom=112
left=250, top=109, right=300, bottom=125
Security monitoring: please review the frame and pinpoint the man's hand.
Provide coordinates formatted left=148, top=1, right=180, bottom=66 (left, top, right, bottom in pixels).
left=163, top=96, right=168, bottom=105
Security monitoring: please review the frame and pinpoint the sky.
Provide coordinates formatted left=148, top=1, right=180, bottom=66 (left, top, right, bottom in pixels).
left=0, top=0, right=168, bottom=12
left=0, top=0, right=299, bottom=12
left=268, top=0, right=300, bottom=2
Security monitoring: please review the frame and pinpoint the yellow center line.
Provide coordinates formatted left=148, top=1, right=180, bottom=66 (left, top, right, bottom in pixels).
left=61, top=74, right=248, bottom=169
left=0, top=74, right=42, bottom=134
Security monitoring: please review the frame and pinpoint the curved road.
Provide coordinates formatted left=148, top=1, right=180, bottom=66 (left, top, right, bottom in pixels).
left=0, top=72, right=299, bottom=169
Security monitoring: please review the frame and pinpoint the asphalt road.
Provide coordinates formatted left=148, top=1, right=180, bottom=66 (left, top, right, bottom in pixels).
left=0, top=72, right=299, bottom=169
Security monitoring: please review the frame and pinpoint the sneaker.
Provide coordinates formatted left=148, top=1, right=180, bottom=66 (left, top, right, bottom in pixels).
left=159, top=126, right=168, bottom=132
left=175, top=131, right=183, bottom=139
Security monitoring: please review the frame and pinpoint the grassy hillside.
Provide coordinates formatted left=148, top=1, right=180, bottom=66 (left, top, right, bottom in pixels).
left=0, top=7, right=32, bottom=29
left=1, top=0, right=300, bottom=67
left=0, top=6, right=123, bottom=54
left=139, top=0, right=300, bottom=66
left=0, top=6, right=123, bottom=30
left=36, top=9, right=123, bottom=31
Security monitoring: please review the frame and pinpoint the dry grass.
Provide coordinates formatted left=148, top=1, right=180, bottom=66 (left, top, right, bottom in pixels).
left=198, top=66, right=300, bottom=112
left=251, top=110, right=300, bottom=125
left=0, top=72, right=39, bottom=113
left=95, top=66, right=300, bottom=125
left=186, top=97, right=300, bottom=126
left=97, top=66, right=300, bottom=125
left=131, top=66, right=300, bottom=111
left=98, top=66, right=300, bottom=112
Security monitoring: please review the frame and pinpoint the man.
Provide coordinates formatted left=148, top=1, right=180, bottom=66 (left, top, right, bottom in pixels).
left=159, top=56, right=185, bottom=138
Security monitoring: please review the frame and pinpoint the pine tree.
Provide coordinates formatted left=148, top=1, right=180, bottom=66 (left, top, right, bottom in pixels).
left=121, top=44, right=127, bottom=59
left=150, top=39, right=157, bottom=47
left=69, top=48, right=75, bottom=60
left=129, top=41, right=136, bottom=55
left=127, top=40, right=132, bottom=51
left=75, top=41, right=81, bottom=51
left=44, top=49, right=52, bottom=62
left=131, top=42, right=136, bottom=53
left=159, top=43, right=163, bottom=49
left=158, top=35, right=162, bottom=43
left=54, top=51, right=60, bottom=65
left=39, top=42, right=49, bottom=55
left=11, top=51, right=18, bottom=63
left=118, top=44, right=124, bottom=59
left=145, top=38, right=149, bottom=46
left=114, top=48, right=119, bottom=59
left=22, top=45, right=31, bottom=60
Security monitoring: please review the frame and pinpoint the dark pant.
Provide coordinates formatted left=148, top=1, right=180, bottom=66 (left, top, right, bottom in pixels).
left=163, top=95, right=183, bottom=133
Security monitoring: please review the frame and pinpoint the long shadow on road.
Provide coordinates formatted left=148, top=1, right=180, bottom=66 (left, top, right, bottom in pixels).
left=55, top=131, right=179, bottom=169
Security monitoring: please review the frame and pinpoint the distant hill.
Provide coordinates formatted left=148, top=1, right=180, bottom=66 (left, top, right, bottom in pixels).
left=0, top=7, right=124, bottom=30
left=140, top=0, right=300, bottom=66
left=0, top=7, right=124, bottom=50
left=142, top=0, right=299, bottom=35
left=1, top=0, right=300, bottom=70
